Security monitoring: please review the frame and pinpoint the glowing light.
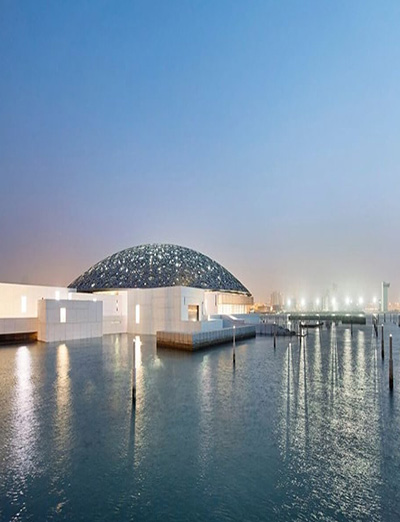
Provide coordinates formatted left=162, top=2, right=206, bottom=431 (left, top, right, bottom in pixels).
left=287, top=299, right=291, bottom=307
left=315, top=298, right=320, bottom=306
left=134, top=335, right=142, bottom=368
left=301, top=298, right=305, bottom=307
left=55, top=291, right=60, bottom=301
left=60, top=308, right=66, bottom=323
left=21, top=296, right=27, bottom=314
left=345, top=296, right=351, bottom=306
left=373, top=297, right=377, bottom=304
left=358, top=297, right=364, bottom=305
left=135, top=304, right=140, bottom=324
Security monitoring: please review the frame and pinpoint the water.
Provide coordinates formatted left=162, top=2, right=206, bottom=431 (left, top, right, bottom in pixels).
left=1, top=323, right=400, bottom=521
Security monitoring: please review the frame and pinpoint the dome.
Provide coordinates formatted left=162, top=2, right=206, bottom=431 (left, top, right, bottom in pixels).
left=69, top=244, right=251, bottom=295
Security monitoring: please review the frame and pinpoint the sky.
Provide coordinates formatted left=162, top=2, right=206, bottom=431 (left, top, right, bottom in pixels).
left=1, top=1, right=400, bottom=303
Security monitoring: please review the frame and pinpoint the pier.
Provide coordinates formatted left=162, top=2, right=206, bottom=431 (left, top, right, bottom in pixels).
left=288, top=312, right=366, bottom=325
left=156, top=325, right=256, bottom=351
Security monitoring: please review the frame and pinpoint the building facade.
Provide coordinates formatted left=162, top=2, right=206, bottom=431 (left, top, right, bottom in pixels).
left=0, top=244, right=253, bottom=342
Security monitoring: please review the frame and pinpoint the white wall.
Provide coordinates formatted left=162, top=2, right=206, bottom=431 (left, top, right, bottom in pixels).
left=180, top=287, right=207, bottom=321
left=0, top=283, right=128, bottom=336
left=0, top=282, right=252, bottom=338
left=37, top=299, right=102, bottom=342
left=127, top=286, right=184, bottom=335
left=0, top=317, right=38, bottom=335
left=126, top=287, right=233, bottom=335
left=0, top=282, right=74, bottom=318
left=203, top=291, right=253, bottom=316
left=75, top=290, right=128, bottom=335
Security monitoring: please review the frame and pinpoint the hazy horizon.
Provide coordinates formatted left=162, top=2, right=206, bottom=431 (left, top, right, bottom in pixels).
left=1, top=1, right=400, bottom=302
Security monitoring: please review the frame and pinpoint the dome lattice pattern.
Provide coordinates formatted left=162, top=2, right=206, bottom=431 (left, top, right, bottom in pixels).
left=69, top=244, right=250, bottom=295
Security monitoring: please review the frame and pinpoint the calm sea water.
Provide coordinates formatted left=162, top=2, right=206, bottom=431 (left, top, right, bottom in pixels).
left=1, top=322, right=400, bottom=521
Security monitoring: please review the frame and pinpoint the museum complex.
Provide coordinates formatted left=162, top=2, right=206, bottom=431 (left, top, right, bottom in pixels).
left=0, top=244, right=254, bottom=343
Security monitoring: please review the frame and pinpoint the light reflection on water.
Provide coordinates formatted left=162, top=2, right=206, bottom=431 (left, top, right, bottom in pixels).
left=12, top=347, right=37, bottom=481
left=1, top=324, right=400, bottom=521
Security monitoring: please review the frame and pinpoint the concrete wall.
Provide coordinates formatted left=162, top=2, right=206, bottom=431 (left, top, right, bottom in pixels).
left=157, top=324, right=256, bottom=351
left=0, top=282, right=74, bottom=318
left=37, top=299, right=103, bottom=342
left=127, top=286, right=187, bottom=335
left=171, top=319, right=224, bottom=333
left=0, top=282, right=251, bottom=339
left=204, top=291, right=253, bottom=316
left=76, top=291, right=128, bottom=335
left=126, top=286, right=222, bottom=335
left=126, top=286, right=252, bottom=335
left=0, top=317, right=38, bottom=335
left=0, top=283, right=128, bottom=337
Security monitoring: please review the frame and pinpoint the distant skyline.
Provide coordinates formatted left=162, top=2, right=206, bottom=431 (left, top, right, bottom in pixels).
left=1, top=1, right=400, bottom=302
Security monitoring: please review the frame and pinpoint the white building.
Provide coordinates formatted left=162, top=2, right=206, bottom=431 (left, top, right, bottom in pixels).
left=381, top=281, right=390, bottom=312
left=0, top=244, right=253, bottom=343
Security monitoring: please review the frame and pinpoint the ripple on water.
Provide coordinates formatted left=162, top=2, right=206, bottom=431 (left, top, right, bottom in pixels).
left=0, top=326, right=399, bottom=521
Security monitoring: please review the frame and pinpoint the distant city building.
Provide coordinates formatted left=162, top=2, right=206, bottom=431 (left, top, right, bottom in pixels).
left=270, top=291, right=284, bottom=312
left=252, top=303, right=269, bottom=314
left=322, top=291, right=331, bottom=312
left=381, top=281, right=390, bottom=312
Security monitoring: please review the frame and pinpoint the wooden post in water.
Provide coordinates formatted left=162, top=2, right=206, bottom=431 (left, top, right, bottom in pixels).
left=374, top=321, right=378, bottom=338
left=384, top=313, right=386, bottom=323
left=389, top=334, right=393, bottom=390
left=381, top=325, right=385, bottom=359
left=132, top=339, right=136, bottom=404
left=273, top=322, right=276, bottom=349
left=351, top=321, right=353, bottom=337
left=233, top=325, right=236, bottom=366
left=398, top=314, right=400, bottom=328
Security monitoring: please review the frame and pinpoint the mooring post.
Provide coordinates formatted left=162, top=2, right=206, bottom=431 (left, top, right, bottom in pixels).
left=274, top=322, right=276, bottom=349
left=398, top=314, right=400, bottom=328
left=384, top=313, right=386, bottom=323
left=389, top=334, right=393, bottom=390
left=351, top=321, right=353, bottom=337
left=381, top=324, right=385, bottom=359
left=132, top=339, right=136, bottom=404
left=233, top=325, right=236, bottom=366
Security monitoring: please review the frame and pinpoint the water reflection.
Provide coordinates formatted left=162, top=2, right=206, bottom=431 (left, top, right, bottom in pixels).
left=1, top=326, right=398, bottom=521
left=279, top=326, right=384, bottom=521
left=198, top=354, right=213, bottom=475
left=11, top=346, right=37, bottom=483
left=281, top=342, right=294, bottom=460
left=55, top=344, right=71, bottom=457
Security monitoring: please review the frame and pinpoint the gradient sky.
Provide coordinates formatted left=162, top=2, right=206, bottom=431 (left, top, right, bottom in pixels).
left=1, top=1, right=400, bottom=302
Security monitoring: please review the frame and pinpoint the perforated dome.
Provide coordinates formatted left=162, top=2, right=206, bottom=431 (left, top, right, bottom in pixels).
left=69, top=244, right=251, bottom=295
